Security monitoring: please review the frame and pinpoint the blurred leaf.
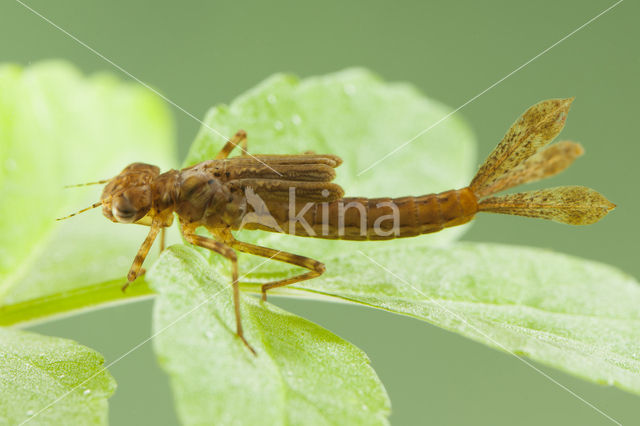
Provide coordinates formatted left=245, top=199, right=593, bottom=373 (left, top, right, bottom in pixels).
left=185, top=68, right=476, bottom=261
left=245, top=241, right=640, bottom=397
left=0, top=327, right=115, bottom=425
left=148, top=245, right=390, bottom=426
left=0, top=61, right=176, bottom=305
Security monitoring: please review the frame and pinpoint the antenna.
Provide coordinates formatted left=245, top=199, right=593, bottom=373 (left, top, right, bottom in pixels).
left=56, top=198, right=108, bottom=221
left=63, top=179, right=111, bottom=189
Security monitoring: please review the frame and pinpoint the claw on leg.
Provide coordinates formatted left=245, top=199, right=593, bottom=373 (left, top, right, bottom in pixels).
left=122, top=268, right=146, bottom=292
left=239, top=334, right=257, bottom=355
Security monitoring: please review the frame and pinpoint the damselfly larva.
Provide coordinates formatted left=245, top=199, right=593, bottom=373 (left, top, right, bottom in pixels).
left=59, top=98, right=615, bottom=354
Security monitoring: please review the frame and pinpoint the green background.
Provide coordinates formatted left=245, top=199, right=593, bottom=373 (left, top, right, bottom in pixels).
left=2, top=0, right=638, bottom=424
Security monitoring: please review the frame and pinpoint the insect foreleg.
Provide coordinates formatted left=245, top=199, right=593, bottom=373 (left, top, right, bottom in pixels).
left=182, top=228, right=256, bottom=355
left=216, top=230, right=325, bottom=302
left=214, top=129, right=248, bottom=159
left=124, top=222, right=162, bottom=290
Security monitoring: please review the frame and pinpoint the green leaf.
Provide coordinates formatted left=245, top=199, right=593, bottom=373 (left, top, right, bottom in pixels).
left=0, top=327, right=115, bottom=425
left=185, top=68, right=476, bottom=259
left=244, top=241, right=640, bottom=397
left=0, top=61, right=176, bottom=306
left=148, top=245, right=390, bottom=426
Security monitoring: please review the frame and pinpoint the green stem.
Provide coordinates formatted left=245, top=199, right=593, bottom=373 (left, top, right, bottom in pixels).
left=0, top=279, right=348, bottom=328
left=0, top=278, right=154, bottom=327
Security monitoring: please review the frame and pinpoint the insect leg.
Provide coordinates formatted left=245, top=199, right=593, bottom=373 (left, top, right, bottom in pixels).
left=214, top=130, right=248, bottom=159
left=182, top=229, right=256, bottom=355
left=124, top=222, right=161, bottom=290
left=159, top=227, right=166, bottom=253
left=217, top=231, right=325, bottom=301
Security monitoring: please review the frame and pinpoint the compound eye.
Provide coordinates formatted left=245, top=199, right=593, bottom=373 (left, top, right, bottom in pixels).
left=112, top=197, right=137, bottom=223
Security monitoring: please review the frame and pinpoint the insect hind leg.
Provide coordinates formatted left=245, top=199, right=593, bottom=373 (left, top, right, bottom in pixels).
left=182, top=226, right=256, bottom=355
left=215, top=130, right=248, bottom=159
left=215, top=230, right=325, bottom=301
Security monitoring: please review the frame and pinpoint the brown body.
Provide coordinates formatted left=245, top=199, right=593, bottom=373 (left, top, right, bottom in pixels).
left=156, top=154, right=479, bottom=241
left=238, top=189, right=478, bottom=240
left=60, top=98, right=615, bottom=354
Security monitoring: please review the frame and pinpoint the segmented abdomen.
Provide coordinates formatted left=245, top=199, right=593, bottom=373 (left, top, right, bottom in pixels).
left=237, top=187, right=479, bottom=240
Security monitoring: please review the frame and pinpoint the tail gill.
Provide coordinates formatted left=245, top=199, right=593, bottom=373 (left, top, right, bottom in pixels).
left=470, top=98, right=615, bottom=225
